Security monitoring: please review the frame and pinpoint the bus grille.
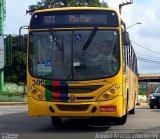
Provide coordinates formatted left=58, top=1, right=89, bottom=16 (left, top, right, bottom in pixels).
left=44, top=81, right=103, bottom=102
left=45, top=85, right=103, bottom=93
left=57, top=104, right=89, bottom=111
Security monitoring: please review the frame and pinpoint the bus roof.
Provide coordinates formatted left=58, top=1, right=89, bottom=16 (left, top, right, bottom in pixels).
left=33, top=7, right=120, bottom=15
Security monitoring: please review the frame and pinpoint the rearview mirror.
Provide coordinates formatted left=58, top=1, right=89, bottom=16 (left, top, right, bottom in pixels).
left=123, top=31, right=130, bottom=45
left=18, top=25, right=29, bottom=50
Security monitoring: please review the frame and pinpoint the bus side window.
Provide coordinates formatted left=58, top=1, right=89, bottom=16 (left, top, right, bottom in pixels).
left=123, top=45, right=126, bottom=73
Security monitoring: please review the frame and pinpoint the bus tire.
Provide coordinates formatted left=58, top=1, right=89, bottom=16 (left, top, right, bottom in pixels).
left=129, top=91, right=136, bottom=114
left=114, top=103, right=128, bottom=125
left=51, top=116, right=61, bottom=126
left=156, top=105, right=160, bottom=109
left=149, top=105, right=154, bottom=109
left=114, top=114, right=127, bottom=125
left=129, top=107, right=135, bottom=114
left=114, top=91, right=128, bottom=125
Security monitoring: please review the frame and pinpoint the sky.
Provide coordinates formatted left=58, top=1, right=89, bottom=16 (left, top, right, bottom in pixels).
left=4, top=0, right=38, bottom=35
left=106, top=0, right=160, bottom=74
left=4, top=0, right=160, bottom=74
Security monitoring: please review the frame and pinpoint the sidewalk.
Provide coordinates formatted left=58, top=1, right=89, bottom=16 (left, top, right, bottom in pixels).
left=136, top=102, right=149, bottom=106
left=0, top=102, right=27, bottom=105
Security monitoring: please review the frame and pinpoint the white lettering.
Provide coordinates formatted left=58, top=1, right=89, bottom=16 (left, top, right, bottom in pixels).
left=44, top=16, right=55, bottom=24
left=69, top=15, right=92, bottom=23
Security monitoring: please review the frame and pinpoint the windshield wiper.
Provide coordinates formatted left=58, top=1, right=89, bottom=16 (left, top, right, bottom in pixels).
left=83, top=27, right=98, bottom=50
left=50, top=28, right=63, bottom=51
left=50, top=28, right=64, bottom=62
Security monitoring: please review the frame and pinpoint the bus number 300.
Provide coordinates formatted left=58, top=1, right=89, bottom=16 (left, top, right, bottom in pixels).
left=32, top=79, right=44, bottom=87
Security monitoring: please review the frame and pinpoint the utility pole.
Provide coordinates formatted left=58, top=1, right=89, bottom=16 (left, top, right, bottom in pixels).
left=0, top=0, right=6, bottom=93
left=119, top=0, right=133, bottom=14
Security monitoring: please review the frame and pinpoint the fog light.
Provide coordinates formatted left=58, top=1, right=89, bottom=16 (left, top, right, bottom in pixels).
left=32, top=89, right=37, bottom=94
left=49, top=106, right=55, bottom=113
left=91, top=106, right=97, bottom=113
left=110, top=89, right=115, bottom=94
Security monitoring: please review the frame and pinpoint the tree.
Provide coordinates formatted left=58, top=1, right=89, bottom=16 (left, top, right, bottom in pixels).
left=4, top=35, right=27, bottom=83
left=28, top=0, right=108, bottom=14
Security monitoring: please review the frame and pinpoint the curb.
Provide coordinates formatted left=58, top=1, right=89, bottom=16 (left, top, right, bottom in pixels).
left=136, top=102, right=149, bottom=106
left=0, top=102, right=27, bottom=105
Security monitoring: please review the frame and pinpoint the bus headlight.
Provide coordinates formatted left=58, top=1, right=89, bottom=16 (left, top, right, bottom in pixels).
left=103, top=94, right=110, bottom=100
left=32, top=89, right=37, bottom=94
left=98, top=91, right=115, bottom=101
left=31, top=88, right=45, bottom=101
left=98, top=92, right=115, bottom=101
left=98, top=89, right=117, bottom=101
left=38, top=94, right=45, bottom=101
left=110, top=89, right=116, bottom=94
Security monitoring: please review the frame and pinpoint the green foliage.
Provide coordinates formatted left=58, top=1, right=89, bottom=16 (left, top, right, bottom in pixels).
left=139, top=88, right=147, bottom=95
left=4, top=35, right=27, bottom=83
left=28, top=0, right=108, bottom=13
left=1, top=81, right=27, bottom=102
left=2, top=83, right=26, bottom=95
left=0, top=95, right=27, bottom=102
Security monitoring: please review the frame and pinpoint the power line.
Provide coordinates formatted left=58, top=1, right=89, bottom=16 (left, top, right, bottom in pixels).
left=138, top=59, right=160, bottom=64
left=131, top=40, right=160, bottom=55
left=137, top=53, right=160, bottom=60
left=137, top=55, right=160, bottom=62
left=137, top=57, right=160, bottom=64
left=137, top=56, right=160, bottom=63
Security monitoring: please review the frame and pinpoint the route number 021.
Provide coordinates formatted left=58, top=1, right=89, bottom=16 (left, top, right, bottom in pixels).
left=43, top=16, right=55, bottom=24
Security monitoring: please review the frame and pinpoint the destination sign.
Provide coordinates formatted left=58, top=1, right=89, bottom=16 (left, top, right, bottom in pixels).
left=30, top=10, right=119, bottom=29
left=43, top=14, right=107, bottom=25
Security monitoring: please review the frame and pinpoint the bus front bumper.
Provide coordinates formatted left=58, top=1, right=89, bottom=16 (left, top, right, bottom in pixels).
left=28, top=96, right=125, bottom=118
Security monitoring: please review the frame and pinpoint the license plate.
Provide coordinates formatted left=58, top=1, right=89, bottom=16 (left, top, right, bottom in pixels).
left=100, top=106, right=116, bottom=112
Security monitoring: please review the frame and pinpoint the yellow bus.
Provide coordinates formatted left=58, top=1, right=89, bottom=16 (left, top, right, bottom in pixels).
left=27, top=7, right=138, bottom=125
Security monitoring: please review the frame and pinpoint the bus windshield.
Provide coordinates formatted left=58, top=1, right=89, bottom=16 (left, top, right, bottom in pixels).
left=29, top=29, right=120, bottom=80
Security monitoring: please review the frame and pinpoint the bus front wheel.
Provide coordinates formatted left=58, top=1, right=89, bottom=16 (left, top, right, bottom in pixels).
left=114, top=93, right=128, bottom=125
left=129, top=107, right=135, bottom=114
left=114, top=114, right=127, bottom=125
left=51, top=116, right=62, bottom=126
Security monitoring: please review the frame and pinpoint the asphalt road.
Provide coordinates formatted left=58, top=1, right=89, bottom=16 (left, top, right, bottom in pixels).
left=0, top=105, right=160, bottom=139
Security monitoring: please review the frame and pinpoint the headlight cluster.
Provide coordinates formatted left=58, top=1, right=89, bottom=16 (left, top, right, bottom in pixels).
left=97, top=84, right=120, bottom=101
left=28, top=86, right=45, bottom=101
